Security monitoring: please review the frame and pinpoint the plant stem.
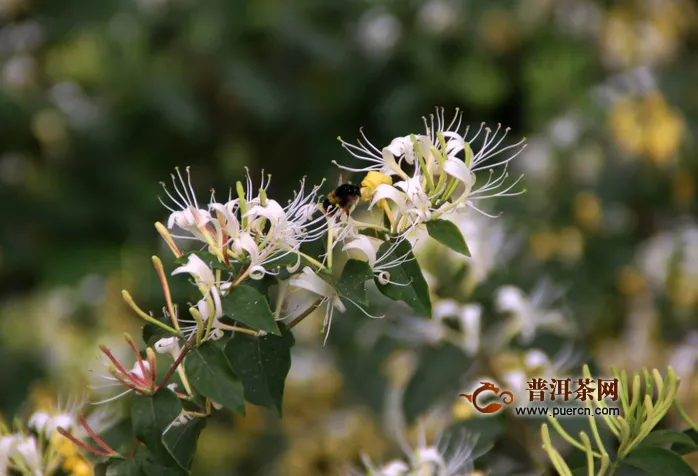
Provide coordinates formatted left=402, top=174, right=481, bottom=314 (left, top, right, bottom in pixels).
left=287, top=299, right=323, bottom=329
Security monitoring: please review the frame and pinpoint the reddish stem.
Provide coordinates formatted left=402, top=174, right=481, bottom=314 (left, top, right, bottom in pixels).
left=128, top=438, right=138, bottom=458
left=158, top=334, right=197, bottom=389
left=78, top=413, right=116, bottom=454
left=100, top=346, right=144, bottom=388
left=109, top=369, right=145, bottom=393
left=57, top=428, right=114, bottom=457
left=125, top=338, right=149, bottom=386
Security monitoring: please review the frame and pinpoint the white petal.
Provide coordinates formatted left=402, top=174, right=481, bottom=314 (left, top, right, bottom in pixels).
left=342, top=235, right=378, bottom=267
left=28, top=412, right=51, bottom=434
left=155, top=337, right=180, bottom=355
left=443, top=157, right=473, bottom=185
left=234, top=232, right=260, bottom=264
left=289, top=267, right=336, bottom=299
left=245, top=199, right=286, bottom=224
left=370, top=184, right=408, bottom=212
left=495, top=285, right=527, bottom=313
left=172, top=254, right=216, bottom=286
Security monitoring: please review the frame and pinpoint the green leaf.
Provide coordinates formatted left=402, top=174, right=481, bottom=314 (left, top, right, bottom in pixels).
left=426, top=219, right=470, bottom=257
left=105, top=459, right=144, bottom=476
left=623, top=446, right=697, bottom=476
left=142, top=315, right=177, bottom=347
left=162, top=418, right=206, bottom=471
left=374, top=239, right=431, bottom=317
left=131, top=389, right=183, bottom=471
left=403, top=343, right=471, bottom=423
left=671, top=429, right=698, bottom=455
left=225, top=322, right=295, bottom=416
left=336, top=259, right=372, bottom=307
left=185, top=340, right=245, bottom=414
left=640, top=429, right=698, bottom=450
left=221, top=285, right=280, bottom=336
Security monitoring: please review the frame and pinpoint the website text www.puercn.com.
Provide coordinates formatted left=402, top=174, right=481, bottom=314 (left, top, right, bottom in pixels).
left=514, top=406, right=620, bottom=417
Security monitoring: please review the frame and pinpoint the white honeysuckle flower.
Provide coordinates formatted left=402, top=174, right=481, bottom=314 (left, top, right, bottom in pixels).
left=288, top=267, right=347, bottom=346
left=669, top=332, right=698, bottom=378
left=160, top=168, right=326, bottom=286
left=357, top=427, right=478, bottom=476
left=154, top=336, right=180, bottom=356
left=172, top=253, right=223, bottom=316
left=160, top=167, right=212, bottom=240
left=28, top=411, right=74, bottom=437
left=172, top=253, right=215, bottom=285
left=209, top=199, right=242, bottom=241
left=0, top=435, right=19, bottom=474
left=444, top=211, right=518, bottom=284
left=342, top=235, right=414, bottom=286
left=492, top=281, right=575, bottom=348
left=393, top=300, right=481, bottom=356
left=13, top=437, right=42, bottom=475
left=499, top=345, right=580, bottom=407
left=638, top=222, right=698, bottom=296
left=335, top=108, right=526, bottom=232
left=287, top=266, right=383, bottom=345
left=92, top=358, right=153, bottom=405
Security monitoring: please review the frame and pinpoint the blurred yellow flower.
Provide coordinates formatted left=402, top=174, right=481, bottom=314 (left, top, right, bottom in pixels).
left=617, top=266, right=647, bottom=296
left=557, top=227, right=584, bottom=262
left=609, top=91, right=685, bottom=166
left=481, top=9, right=518, bottom=53
left=601, top=0, right=697, bottom=68
left=529, top=230, right=558, bottom=262
left=574, top=191, right=602, bottom=231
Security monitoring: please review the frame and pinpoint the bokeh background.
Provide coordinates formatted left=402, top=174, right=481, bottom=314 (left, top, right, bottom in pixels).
left=1, top=0, right=697, bottom=474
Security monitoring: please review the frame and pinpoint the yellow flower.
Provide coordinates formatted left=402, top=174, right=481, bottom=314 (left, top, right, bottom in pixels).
left=360, top=171, right=392, bottom=201
left=617, top=266, right=647, bottom=296
left=574, top=192, right=602, bottom=231
left=529, top=230, right=559, bottom=262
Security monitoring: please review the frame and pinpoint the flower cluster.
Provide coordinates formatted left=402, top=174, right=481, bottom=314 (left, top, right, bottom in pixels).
left=47, top=107, right=530, bottom=473
left=1, top=399, right=116, bottom=476
left=335, top=108, right=526, bottom=238
left=355, top=429, right=481, bottom=476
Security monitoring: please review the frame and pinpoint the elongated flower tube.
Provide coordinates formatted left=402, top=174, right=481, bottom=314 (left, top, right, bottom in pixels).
left=288, top=266, right=346, bottom=345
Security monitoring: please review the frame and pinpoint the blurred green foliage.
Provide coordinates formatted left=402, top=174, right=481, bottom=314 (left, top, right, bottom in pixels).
left=1, top=0, right=698, bottom=474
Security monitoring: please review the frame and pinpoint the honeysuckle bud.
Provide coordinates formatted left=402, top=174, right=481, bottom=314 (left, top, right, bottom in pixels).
left=154, top=336, right=180, bottom=357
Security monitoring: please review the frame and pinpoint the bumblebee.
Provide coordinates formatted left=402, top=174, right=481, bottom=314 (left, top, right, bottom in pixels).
left=322, top=183, right=362, bottom=216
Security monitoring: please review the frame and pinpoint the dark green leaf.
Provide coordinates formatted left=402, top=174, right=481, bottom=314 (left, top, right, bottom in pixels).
left=336, top=259, right=372, bottom=307
left=623, top=446, right=697, bottom=476
left=426, top=219, right=471, bottom=256
left=672, top=429, right=698, bottom=455
left=640, top=429, right=698, bottom=450
left=374, top=239, right=431, bottom=317
left=185, top=341, right=245, bottom=414
left=106, top=459, right=144, bottom=476
left=221, top=285, right=280, bottom=335
left=225, top=322, right=295, bottom=416
left=142, top=315, right=177, bottom=347
left=403, top=343, right=471, bottom=423
left=162, top=417, right=206, bottom=471
left=141, top=460, right=184, bottom=476
left=131, top=389, right=182, bottom=471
